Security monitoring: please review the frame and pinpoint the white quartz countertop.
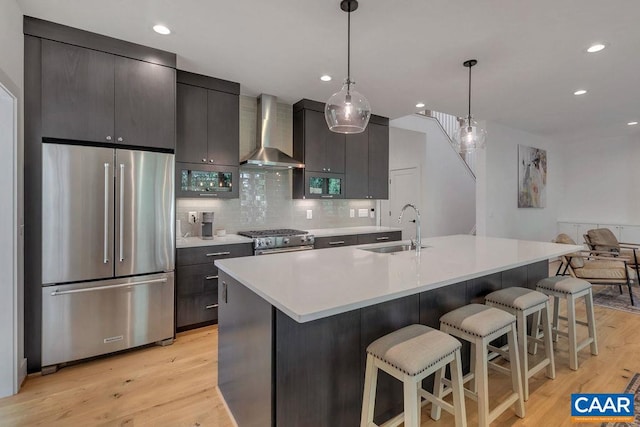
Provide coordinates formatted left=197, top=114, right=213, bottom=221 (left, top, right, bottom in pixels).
left=176, top=234, right=253, bottom=248
left=306, top=226, right=402, bottom=238
left=216, top=235, right=581, bottom=323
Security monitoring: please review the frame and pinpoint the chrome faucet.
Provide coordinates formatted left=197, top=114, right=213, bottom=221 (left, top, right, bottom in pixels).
left=398, top=203, right=421, bottom=253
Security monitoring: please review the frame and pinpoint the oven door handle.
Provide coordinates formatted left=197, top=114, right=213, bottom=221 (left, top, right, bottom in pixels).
left=255, top=245, right=315, bottom=255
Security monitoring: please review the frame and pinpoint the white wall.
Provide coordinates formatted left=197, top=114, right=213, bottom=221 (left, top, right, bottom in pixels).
left=557, top=133, right=640, bottom=224
left=386, top=115, right=476, bottom=237
left=476, top=121, right=559, bottom=242
left=0, top=0, right=25, bottom=397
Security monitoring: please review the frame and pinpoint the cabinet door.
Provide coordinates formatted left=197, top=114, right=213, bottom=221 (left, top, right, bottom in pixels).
left=345, top=130, right=369, bottom=199
left=314, top=235, right=359, bottom=249
left=176, top=263, right=218, bottom=297
left=303, top=110, right=328, bottom=172
left=177, top=83, right=208, bottom=164
left=41, top=40, right=115, bottom=143
left=115, top=56, right=176, bottom=150
left=368, top=123, right=389, bottom=199
left=207, top=90, right=239, bottom=166
left=357, top=231, right=401, bottom=245
left=619, top=225, right=640, bottom=244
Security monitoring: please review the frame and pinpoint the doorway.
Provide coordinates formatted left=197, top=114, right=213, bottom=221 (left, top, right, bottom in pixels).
left=0, top=81, right=20, bottom=397
left=382, top=167, right=421, bottom=241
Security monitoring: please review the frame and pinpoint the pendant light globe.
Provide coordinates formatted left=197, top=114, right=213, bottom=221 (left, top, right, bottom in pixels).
left=455, top=59, right=486, bottom=153
left=325, top=79, right=371, bottom=134
left=325, top=0, right=371, bottom=134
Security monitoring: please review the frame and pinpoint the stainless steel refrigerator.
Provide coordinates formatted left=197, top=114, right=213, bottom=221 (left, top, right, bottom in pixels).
left=41, top=143, right=175, bottom=369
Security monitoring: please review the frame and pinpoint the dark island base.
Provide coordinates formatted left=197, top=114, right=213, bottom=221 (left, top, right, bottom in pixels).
left=218, top=261, right=548, bottom=427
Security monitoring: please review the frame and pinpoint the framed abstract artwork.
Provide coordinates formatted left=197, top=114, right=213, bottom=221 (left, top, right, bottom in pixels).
left=518, top=145, right=547, bottom=208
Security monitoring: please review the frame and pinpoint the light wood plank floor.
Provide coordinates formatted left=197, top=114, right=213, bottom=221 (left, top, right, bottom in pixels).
left=0, top=287, right=638, bottom=426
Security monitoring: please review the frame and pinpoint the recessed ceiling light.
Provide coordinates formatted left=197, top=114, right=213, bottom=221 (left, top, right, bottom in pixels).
left=415, top=102, right=425, bottom=108
left=320, top=75, right=332, bottom=82
left=574, top=89, right=587, bottom=96
left=628, top=121, right=638, bottom=126
left=153, top=24, right=171, bottom=35
left=586, top=43, right=607, bottom=53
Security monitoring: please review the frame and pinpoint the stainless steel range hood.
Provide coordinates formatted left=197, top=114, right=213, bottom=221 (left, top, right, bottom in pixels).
left=240, top=94, right=305, bottom=169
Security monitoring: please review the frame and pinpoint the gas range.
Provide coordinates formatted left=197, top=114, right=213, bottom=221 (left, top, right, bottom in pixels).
left=237, top=229, right=315, bottom=255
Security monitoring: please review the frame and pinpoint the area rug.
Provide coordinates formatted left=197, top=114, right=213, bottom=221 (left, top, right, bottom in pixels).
left=601, top=373, right=640, bottom=427
left=592, top=286, right=640, bottom=314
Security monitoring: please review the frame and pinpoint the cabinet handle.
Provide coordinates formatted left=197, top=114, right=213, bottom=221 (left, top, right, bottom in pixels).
left=117, top=137, right=123, bottom=142
left=327, top=168, right=331, bottom=172
left=376, top=236, right=390, bottom=241
left=206, top=251, right=231, bottom=257
left=321, top=195, right=333, bottom=198
left=205, top=304, right=219, bottom=310
left=209, top=159, right=214, bottom=163
left=329, top=241, right=345, bottom=245
left=322, top=168, right=326, bottom=171
left=202, top=158, right=207, bottom=163
left=222, top=282, right=228, bottom=304
left=205, top=275, right=218, bottom=280
left=106, top=136, right=112, bottom=141
left=199, top=193, right=219, bottom=197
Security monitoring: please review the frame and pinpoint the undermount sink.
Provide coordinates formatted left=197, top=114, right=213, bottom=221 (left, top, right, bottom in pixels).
left=360, top=244, right=430, bottom=254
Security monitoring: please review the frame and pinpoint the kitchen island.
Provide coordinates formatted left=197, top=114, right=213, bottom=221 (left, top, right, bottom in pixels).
left=215, top=235, right=580, bottom=427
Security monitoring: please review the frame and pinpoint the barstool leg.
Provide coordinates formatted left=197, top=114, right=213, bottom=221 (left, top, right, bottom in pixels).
left=361, top=355, right=378, bottom=426
left=403, top=377, right=420, bottom=427
left=552, top=295, right=560, bottom=342
left=469, top=343, right=477, bottom=393
left=450, top=351, right=467, bottom=427
left=530, top=309, right=541, bottom=355
left=585, top=289, right=599, bottom=356
left=542, top=302, right=556, bottom=379
left=507, top=325, right=525, bottom=418
left=516, top=311, right=529, bottom=401
left=431, top=364, right=446, bottom=421
left=475, top=339, right=490, bottom=427
left=567, top=295, right=578, bottom=370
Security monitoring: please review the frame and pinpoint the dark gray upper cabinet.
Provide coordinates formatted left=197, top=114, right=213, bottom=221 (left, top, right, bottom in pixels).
left=207, top=89, right=240, bottom=166
left=176, top=83, right=208, bottom=163
left=41, top=40, right=115, bottom=143
left=302, top=109, right=346, bottom=173
left=345, top=122, right=390, bottom=199
left=367, top=123, right=390, bottom=199
left=114, top=56, right=176, bottom=150
left=176, top=71, right=240, bottom=167
left=41, top=39, right=176, bottom=150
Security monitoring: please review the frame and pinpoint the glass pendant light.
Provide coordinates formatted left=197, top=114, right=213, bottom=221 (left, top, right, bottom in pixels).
left=325, top=0, right=371, bottom=134
left=456, top=59, right=487, bottom=153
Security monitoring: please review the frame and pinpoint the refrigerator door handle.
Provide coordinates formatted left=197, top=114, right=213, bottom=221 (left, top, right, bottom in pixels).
left=50, top=277, right=168, bottom=296
left=119, top=163, right=125, bottom=262
left=103, top=162, right=110, bottom=264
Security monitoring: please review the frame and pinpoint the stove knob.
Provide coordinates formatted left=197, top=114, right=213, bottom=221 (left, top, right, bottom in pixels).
left=283, top=238, right=290, bottom=244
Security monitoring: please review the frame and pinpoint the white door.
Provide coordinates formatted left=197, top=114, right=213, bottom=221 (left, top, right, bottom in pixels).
left=382, top=167, right=421, bottom=241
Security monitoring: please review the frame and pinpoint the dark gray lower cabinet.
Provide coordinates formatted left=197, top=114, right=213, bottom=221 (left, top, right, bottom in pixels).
left=217, top=260, right=548, bottom=427
left=357, top=231, right=402, bottom=244
left=313, top=234, right=359, bottom=249
left=176, top=243, right=252, bottom=331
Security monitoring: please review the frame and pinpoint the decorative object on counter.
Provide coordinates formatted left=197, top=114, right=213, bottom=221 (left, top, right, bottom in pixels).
left=456, top=59, right=487, bottom=154
left=201, top=212, right=215, bottom=240
left=518, top=144, right=547, bottom=208
left=216, top=229, right=227, bottom=237
left=325, top=0, right=371, bottom=134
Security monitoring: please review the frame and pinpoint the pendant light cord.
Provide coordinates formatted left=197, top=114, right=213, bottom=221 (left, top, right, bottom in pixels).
left=468, top=64, right=472, bottom=119
left=347, top=8, right=351, bottom=93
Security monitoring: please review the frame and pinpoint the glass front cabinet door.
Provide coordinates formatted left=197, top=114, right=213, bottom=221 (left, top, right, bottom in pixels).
left=176, top=163, right=239, bottom=198
left=304, top=172, right=345, bottom=199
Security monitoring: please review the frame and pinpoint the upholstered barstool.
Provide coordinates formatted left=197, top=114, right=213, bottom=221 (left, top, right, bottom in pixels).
left=361, top=324, right=467, bottom=427
left=535, top=276, right=598, bottom=370
left=437, top=304, right=525, bottom=427
left=485, top=287, right=556, bottom=401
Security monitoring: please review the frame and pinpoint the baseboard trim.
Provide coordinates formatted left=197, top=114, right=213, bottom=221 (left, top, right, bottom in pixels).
left=18, top=358, right=27, bottom=389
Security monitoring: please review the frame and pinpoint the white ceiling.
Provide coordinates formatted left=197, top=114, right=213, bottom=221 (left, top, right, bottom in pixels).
left=17, top=0, right=640, bottom=140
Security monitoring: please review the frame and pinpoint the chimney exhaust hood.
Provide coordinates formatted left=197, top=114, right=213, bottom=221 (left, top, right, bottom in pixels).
left=240, top=94, right=305, bottom=169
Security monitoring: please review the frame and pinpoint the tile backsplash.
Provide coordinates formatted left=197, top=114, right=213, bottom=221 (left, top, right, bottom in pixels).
left=177, top=170, right=376, bottom=236
left=177, top=95, right=376, bottom=236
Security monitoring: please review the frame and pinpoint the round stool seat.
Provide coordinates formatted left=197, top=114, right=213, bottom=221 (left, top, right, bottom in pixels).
left=536, top=276, right=591, bottom=294
left=485, top=287, right=549, bottom=310
left=367, top=324, right=461, bottom=376
left=440, top=304, right=515, bottom=337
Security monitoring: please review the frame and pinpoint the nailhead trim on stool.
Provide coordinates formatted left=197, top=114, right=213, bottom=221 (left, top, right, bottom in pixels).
left=437, top=304, right=525, bottom=427
left=536, top=277, right=598, bottom=370
left=361, top=324, right=467, bottom=427
left=485, top=287, right=556, bottom=401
